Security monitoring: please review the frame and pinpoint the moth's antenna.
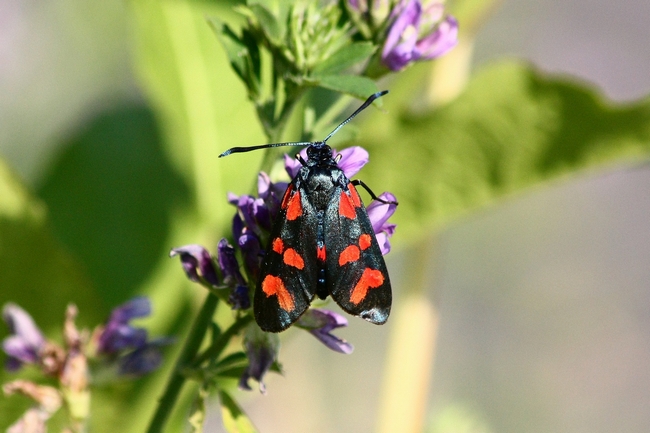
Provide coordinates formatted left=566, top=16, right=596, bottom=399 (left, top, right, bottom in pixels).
left=219, top=141, right=314, bottom=157
left=322, top=90, right=388, bottom=143
left=219, top=90, right=388, bottom=158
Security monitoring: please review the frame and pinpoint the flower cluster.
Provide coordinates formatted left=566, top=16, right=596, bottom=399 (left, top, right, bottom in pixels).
left=170, top=146, right=397, bottom=391
left=1, top=298, right=168, bottom=431
left=381, top=0, right=458, bottom=71
left=347, top=0, right=458, bottom=72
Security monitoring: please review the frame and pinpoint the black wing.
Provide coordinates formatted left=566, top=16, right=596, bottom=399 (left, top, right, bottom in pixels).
left=254, top=183, right=319, bottom=332
left=324, top=179, right=392, bottom=324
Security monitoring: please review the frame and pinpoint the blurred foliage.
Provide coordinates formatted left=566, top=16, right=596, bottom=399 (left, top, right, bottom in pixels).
left=1, top=0, right=650, bottom=431
left=38, top=105, right=190, bottom=308
left=0, top=159, right=101, bottom=429
left=358, top=60, right=650, bottom=241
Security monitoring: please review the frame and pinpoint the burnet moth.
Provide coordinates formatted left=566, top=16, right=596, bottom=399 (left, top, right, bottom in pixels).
left=220, top=91, right=396, bottom=332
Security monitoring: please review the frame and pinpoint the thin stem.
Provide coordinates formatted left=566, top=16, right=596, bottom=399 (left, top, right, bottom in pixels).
left=193, top=314, right=253, bottom=367
left=146, top=293, right=220, bottom=433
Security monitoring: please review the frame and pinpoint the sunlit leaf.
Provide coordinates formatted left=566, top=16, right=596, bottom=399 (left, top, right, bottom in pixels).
left=312, top=42, right=376, bottom=76
left=307, top=74, right=379, bottom=101
left=357, top=61, right=650, bottom=241
left=219, top=390, right=259, bottom=433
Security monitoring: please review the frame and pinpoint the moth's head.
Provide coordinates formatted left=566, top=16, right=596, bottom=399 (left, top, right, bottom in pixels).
left=306, top=142, right=332, bottom=163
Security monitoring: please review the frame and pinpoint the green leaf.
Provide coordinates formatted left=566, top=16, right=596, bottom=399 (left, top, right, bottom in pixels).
left=307, top=74, right=379, bottom=100
left=38, top=105, right=190, bottom=308
left=238, top=4, right=283, bottom=44
left=0, top=158, right=100, bottom=321
left=312, top=42, right=376, bottom=76
left=219, top=390, right=259, bottom=433
left=208, top=19, right=249, bottom=83
left=357, top=60, right=650, bottom=241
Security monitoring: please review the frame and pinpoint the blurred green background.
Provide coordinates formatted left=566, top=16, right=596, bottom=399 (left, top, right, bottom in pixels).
left=1, top=0, right=650, bottom=432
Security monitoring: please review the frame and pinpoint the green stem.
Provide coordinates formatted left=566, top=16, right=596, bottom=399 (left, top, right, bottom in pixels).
left=146, top=293, right=220, bottom=433
left=193, top=315, right=253, bottom=367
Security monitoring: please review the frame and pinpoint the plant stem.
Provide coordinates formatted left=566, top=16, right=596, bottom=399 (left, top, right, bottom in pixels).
left=146, top=293, right=220, bottom=433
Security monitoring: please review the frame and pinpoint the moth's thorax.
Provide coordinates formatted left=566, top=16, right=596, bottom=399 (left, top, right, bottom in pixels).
left=299, top=165, right=346, bottom=210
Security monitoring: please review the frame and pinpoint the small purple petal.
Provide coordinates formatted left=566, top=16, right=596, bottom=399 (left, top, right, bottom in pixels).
left=2, top=304, right=45, bottom=368
left=169, top=245, right=220, bottom=287
left=258, top=172, right=287, bottom=219
left=232, top=213, right=245, bottom=241
left=334, top=147, right=369, bottom=178
left=227, top=192, right=240, bottom=205
left=238, top=230, right=262, bottom=280
left=382, top=0, right=421, bottom=70
left=3, top=336, right=40, bottom=366
left=296, top=309, right=354, bottom=354
left=366, top=192, right=398, bottom=234
left=110, top=296, right=151, bottom=322
left=284, top=149, right=308, bottom=178
left=416, top=15, right=458, bottom=60
left=98, top=297, right=152, bottom=354
left=239, top=326, right=279, bottom=394
left=218, top=239, right=246, bottom=287
left=229, top=286, right=251, bottom=310
left=118, top=337, right=174, bottom=376
left=375, top=232, right=392, bottom=255
left=257, top=172, right=272, bottom=200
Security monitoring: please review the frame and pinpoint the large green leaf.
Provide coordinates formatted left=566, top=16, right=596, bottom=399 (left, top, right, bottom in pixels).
left=38, top=105, right=190, bottom=308
left=357, top=61, right=650, bottom=241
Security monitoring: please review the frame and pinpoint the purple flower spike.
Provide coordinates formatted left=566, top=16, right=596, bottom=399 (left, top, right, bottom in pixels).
left=296, top=309, right=354, bottom=354
left=2, top=304, right=45, bottom=370
left=97, top=297, right=150, bottom=355
left=169, top=244, right=220, bottom=287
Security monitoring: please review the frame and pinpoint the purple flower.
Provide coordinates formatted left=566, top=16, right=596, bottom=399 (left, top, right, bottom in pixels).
left=169, top=244, right=220, bottom=287
left=239, top=324, right=279, bottom=393
left=217, top=239, right=247, bottom=287
left=237, top=231, right=262, bottom=281
left=2, top=303, right=46, bottom=370
left=118, top=338, right=174, bottom=376
left=382, top=0, right=458, bottom=71
left=367, top=191, right=398, bottom=254
left=258, top=172, right=287, bottom=217
left=228, top=193, right=271, bottom=234
left=296, top=309, right=354, bottom=354
left=97, top=297, right=150, bottom=355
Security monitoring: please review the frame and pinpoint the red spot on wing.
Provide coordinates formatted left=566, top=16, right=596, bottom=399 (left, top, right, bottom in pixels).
left=262, top=275, right=295, bottom=312
left=286, top=191, right=302, bottom=220
left=350, top=268, right=384, bottom=305
left=348, top=184, right=362, bottom=207
left=317, top=245, right=326, bottom=261
left=272, top=238, right=284, bottom=254
left=339, top=245, right=360, bottom=266
left=283, top=248, right=305, bottom=269
left=339, top=191, right=356, bottom=219
left=359, top=233, right=372, bottom=250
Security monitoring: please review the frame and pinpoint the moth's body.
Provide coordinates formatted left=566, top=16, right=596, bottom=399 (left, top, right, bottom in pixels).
left=254, top=143, right=392, bottom=332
